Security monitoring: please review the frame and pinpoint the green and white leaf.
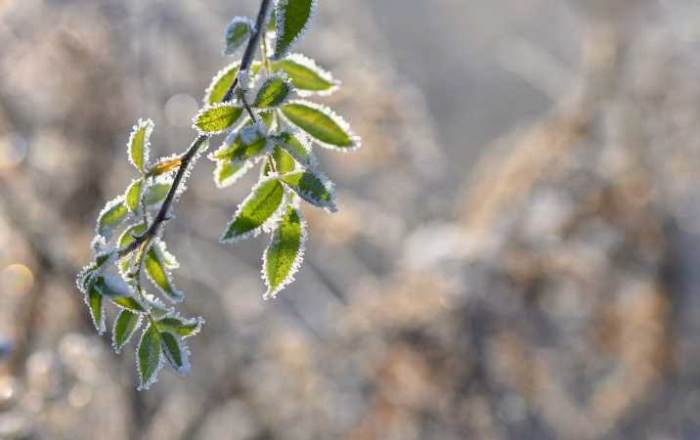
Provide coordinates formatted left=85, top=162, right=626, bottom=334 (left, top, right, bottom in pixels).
left=220, top=177, right=286, bottom=243
left=263, top=145, right=296, bottom=176
left=85, top=282, right=106, bottom=334
left=280, top=100, right=359, bottom=150
left=273, top=0, right=317, bottom=59
left=136, top=323, right=163, bottom=391
left=193, top=103, right=245, bottom=134
left=280, top=170, right=336, bottom=211
left=213, top=158, right=255, bottom=188
left=127, top=118, right=154, bottom=173
left=156, top=315, right=204, bottom=339
left=112, top=309, right=142, bottom=353
left=211, top=126, right=269, bottom=163
left=96, top=195, right=129, bottom=240
left=111, top=295, right=145, bottom=312
left=271, top=131, right=317, bottom=168
left=272, top=54, right=338, bottom=96
left=160, top=331, right=191, bottom=375
left=143, top=180, right=172, bottom=206
left=76, top=251, right=115, bottom=294
left=263, top=206, right=307, bottom=299
left=144, top=244, right=184, bottom=303
left=223, top=16, right=253, bottom=56
left=252, top=74, right=293, bottom=108
left=125, top=178, right=144, bottom=213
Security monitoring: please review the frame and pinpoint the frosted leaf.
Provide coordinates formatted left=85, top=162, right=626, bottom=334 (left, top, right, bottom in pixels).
left=143, top=180, right=172, bottom=206
left=117, top=223, right=147, bottom=276
left=193, top=103, right=245, bottom=134
left=160, top=331, right=191, bottom=375
left=156, top=315, right=204, bottom=338
left=263, top=206, right=307, bottom=299
left=271, top=131, right=317, bottom=168
left=272, top=54, right=338, bottom=96
left=144, top=244, right=184, bottom=303
left=76, top=251, right=115, bottom=293
left=96, top=195, right=129, bottom=240
left=125, top=178, right=144, bottom=213
left=252, top=73, right=293, bottom=108
left=111, top=295, right=145, bottom=312
left=85, top=283, right=106, bottom=335
left=273, top=0, right=317, bottom=60
left=263, top=145, right=296, bottom=176
left=154, top=239, right=179, bottom=270
left=220, top=177, right=286, bottom=243
left=223, top=16, right=253, bottom=56
left=213, top=158, right=255, bottom=188
left=112, top=309, right=142, bottom=353
left=145, top=156, right=181, bottom=178
left=280, top=100, right=360, bottom=151
left=127, top=118, right=154, bottom=173
left=136, top=323, right=164, bottom=391
left=280, top=169, right=336, bottom=212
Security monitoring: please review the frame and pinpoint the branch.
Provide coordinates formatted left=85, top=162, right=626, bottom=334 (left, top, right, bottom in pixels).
left=118, top=0, right=273, bottom=259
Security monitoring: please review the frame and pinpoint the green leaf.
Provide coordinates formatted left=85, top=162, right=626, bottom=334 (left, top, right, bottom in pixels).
left=111, top=295, right=145, bottom=312
left=96, top=196, right=129, bottom=239
left=193, top=103, right=244, bottom=134
left=271, top=131, right=316, bottom=167
left=281, top=101, right=358, bottom=150
left=224, top=16, right=253, bottom=56
left=273, top=0, right=317, bottom=59
left=117, top=223, right=147, bottom=275
left=86, top=283, right=105, bottom=334
left=280, top=170, right=336, bottom=211
left=125, top=179, right=144, bottom=213
left=156, top=316, right=204, bottom=338
left=221, top=178, right=285, bottom=243
left=263, top=145, right=296, bottom=176
left=253, top=74, right=293, bottom=108
left=160, top=331, right=190, bottom=374
left=213, top=159, right=254, bottom=188
left=112, top=309, right=142, bottom=353
left=143, top=182, right=171, bottom=206
left=144, top=245, right=183, bottom=303
left=127, top=119, right=154, bottom=173
left=272, top=54, right=337, bottom=95
left=137, top=323, right=163, bottom=390
left=263, top=206, right=306, bottom=299
left=205, top=62, right=240, bottom=105
left=76, top=251, right=114, bottom=293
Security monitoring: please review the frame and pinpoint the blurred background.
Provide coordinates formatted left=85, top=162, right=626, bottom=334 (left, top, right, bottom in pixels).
left=1, top=0, right=700, bottom=438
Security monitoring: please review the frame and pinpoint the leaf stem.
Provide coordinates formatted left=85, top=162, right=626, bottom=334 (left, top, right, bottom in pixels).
left=118, top=0, right=273, bottom=259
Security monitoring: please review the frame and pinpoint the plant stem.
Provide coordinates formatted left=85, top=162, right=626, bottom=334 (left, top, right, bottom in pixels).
left=118, top=0, right=273, bottom=259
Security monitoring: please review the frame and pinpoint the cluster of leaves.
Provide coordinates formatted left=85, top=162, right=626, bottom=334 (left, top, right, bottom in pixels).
left=76, top=0, right=359, bottom=390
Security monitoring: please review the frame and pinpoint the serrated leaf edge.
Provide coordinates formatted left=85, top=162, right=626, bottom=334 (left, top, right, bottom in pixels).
left=262, top=207, right=308, bottom=299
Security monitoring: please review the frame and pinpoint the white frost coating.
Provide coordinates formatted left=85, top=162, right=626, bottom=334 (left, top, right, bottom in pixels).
left=262, top=208, right=308, bottom=300
left=127, top=118, right=154, bottom=172
left=281, top=99, right=361, bottom=152
left=273, top=0, right=318, bottom=60
left=280, top=53, right=340, bottom=97
left=100, top=273, right=133, bottom=297
left=136, top=326, right=165, bottom=391
left=223, top=16, right=254, bottom=56
left=238, top=69, right=252, bottom=91
left=219, top=176, right=288, bottom=244
left=112, top=310, right=143, bottom=353
left=161, top=331, right=192, bottom=376
left=154, top=239, right=179, bottom=269
left=204, top=61, right=241, bottom=104
left=95, top=195, right=131, bottom=241
left=240, top=124, right=263, bottom=145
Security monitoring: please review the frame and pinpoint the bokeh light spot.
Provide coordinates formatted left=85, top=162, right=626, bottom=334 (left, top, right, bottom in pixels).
left=164, top=93, right=198, bottom=128
left=0, top=264, right=34, bottom=296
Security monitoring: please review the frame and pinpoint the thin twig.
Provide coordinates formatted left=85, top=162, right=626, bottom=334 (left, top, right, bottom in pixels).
left=118, top=0, right=273, bottom=259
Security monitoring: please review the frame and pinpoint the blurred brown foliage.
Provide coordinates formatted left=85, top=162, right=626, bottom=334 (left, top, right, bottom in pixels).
left=1, top=1, right=700, bottom=439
